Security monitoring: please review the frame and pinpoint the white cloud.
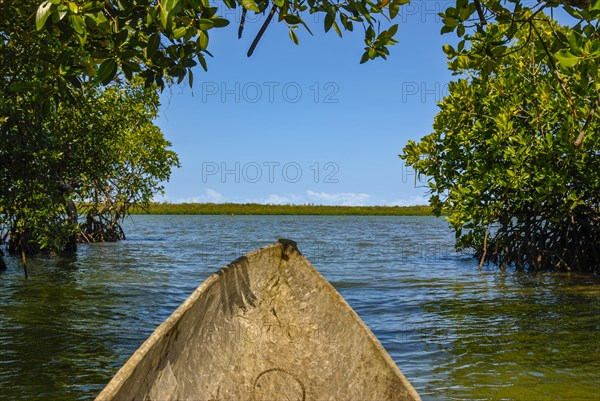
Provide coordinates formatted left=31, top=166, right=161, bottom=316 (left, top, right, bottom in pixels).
left=244, top=193, right=302, bottom=205
left=306, top=190, right=371, bottom=206
left=264, top=194, right=292, bottom=204
left=177, top=188, right=223, bottom=203
left=170, top=189, right=428, bottom=207
left=205, top=188, right=223, bottom=201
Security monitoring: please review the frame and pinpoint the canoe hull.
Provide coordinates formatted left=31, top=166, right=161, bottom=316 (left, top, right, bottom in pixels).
left=96, top=240, right=421, bottom=401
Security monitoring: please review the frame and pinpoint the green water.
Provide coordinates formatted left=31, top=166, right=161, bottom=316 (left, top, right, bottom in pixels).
left=0, top=215, right=598, bottom=400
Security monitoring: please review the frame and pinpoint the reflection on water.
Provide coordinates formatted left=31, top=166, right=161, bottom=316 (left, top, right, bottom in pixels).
left=0, top=215, right=598, bottom=400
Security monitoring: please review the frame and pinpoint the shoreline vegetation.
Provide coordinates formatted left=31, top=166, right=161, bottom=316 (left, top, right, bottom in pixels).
left=130, top=203, right=433, bottom=216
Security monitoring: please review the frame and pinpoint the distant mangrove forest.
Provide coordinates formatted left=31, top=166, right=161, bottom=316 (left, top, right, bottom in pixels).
left=130, top=203, right=434, bottom=216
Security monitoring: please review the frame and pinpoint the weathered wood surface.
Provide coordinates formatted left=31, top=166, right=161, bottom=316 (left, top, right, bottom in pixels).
left=96, top=239, right=422, bottom=401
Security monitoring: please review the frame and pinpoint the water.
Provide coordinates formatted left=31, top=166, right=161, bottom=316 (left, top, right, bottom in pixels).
left=0, top=215, right=598, bottom=400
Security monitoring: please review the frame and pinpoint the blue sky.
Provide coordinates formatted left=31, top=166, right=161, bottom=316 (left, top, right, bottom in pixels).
left=155, top=1, right=457, bottom=206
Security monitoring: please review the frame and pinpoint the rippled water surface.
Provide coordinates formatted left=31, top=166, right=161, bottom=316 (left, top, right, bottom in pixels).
left=1, top=215, right=599, bottom=400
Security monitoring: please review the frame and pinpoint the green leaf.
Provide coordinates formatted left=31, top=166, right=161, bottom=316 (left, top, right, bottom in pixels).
left=324, top=13, right=334, bottom=32
left=491, top=45, right=506, bottom=58
left=96, top=59, right=118, bottom=85
left=197, top=31, right=209, bottom=50
left=458, top=6, right=471, bottom=21
left=36, top=1, right=53, bottom=30
left=122, top=60, right=141, bottom=72
left=555, top=50, right=580, bottom=67
left=389, top=4, right=399, bottom=19
left=360, top=51, right=369, bottom=64
left=240, top=0, right=260, bottom=12
left=387, top=24, right=398, bottom=37
left=198, top=54, right=208, bottom=71
left=283, top=15, right=302, bottom=24
left=443, top=17, right=459, bottom=28
left=177, top=68, right=186, bottom=84
left=68, top=14, right=85, bottom=35
left=160, top=6, right=169, bottom=29
left=147, top=33, right=161, bottom=59
left=188, top=68, right=194, bottom=88
left=289, top=29, right=299, bottom=45
left=333, top=21, right=342, bottom=37
left=122, top=62, right=133, bottom=80
left=56, top=3, right=68, bottom=20
left=163, top=0, right=180, bottom=13
left=211, top=18, right=229, bottom=28
left=172, top=26, right=186, bottom=39
left=198, top=18, right=214, bottom=30
left=443, top=44, right=455, bottom=57
left=567, top=31, right=583, bottom=56
left=441, top=25, right=454, bottom=35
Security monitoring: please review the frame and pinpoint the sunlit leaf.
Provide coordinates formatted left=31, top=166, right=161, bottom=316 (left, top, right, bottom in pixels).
left=36, top=1, right=53, bottom=30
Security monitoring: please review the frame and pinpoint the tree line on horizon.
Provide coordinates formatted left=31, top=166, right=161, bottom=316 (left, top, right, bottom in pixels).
left=130, top=202, right=434, bottom=215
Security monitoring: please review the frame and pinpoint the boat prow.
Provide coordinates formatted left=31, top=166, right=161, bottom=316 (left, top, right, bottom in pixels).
left=96, top=239, right=421, bottom=400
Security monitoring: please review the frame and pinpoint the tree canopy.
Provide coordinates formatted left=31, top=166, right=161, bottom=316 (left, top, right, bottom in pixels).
left=0, top=79, right=179, bottom=256
left=24, top=1, right=598, bottom=101
left=402, top=15, right=599, bottom=273
left=30, top=0, right=405, bottom=94
left=1, top=1, right=179, bottom=261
